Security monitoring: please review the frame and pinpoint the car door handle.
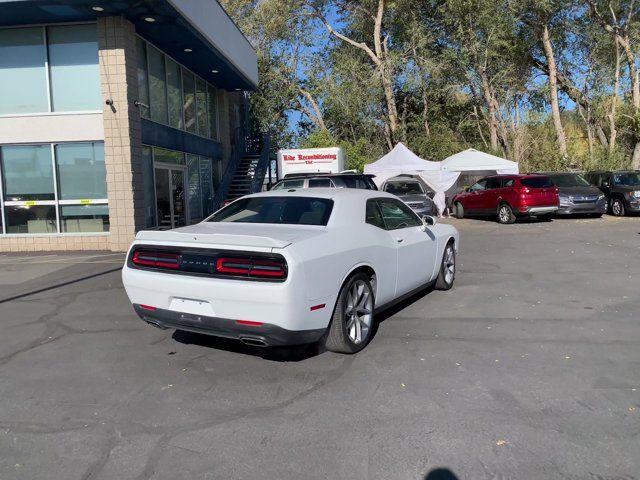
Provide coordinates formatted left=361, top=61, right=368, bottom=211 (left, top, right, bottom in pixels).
left=396, top=238, right=404, bottom=243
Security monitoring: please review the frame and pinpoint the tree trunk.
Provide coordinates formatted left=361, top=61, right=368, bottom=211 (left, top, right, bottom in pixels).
left=632, top=142, right=640, bottom=169
left=541, top=24, right=568, bottom=160
left=620, top=37, right=640, bottom=110
left=380, top=63, right=399, bottom=140
left=479, top=72, right=499, bottom=152
left=609, top=41, right=620, bottom=155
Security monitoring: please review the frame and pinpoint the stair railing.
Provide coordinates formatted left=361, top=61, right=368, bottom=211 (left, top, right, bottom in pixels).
left=213, top=127, right=244, bottom=210
left=249, top=134, right=271, bottom=194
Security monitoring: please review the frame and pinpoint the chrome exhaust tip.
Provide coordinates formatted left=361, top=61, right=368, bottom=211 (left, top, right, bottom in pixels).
left=145, top=319, right=167, bottom=330
left=239, top=337, right=268, bottom=347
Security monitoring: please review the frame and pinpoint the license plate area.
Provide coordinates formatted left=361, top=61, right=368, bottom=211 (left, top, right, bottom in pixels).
left=169, top=297, right=214, bottom=316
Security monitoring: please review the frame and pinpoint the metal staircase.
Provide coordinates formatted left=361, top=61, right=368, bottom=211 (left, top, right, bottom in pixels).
left=212, top=129, right=271, bottom=209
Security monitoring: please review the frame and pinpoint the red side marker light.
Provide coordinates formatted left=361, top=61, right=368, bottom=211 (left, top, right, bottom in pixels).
left=310, top=304, right=326, bottom=311
left=139, top=304, right=157, bottom=311
left=236, top=320, right=263, bottom=327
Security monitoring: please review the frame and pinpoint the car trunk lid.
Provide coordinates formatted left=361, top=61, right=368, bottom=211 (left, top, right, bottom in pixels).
left=135, top=222, right=327, bottom=251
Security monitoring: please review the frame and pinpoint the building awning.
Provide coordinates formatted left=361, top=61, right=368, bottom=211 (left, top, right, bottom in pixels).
left=0, top=0, right=258, bottom=90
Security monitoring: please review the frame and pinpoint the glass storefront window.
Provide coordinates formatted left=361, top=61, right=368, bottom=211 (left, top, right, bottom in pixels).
left=187, top=154, right=202, bottom=222
left=5, top=205, right=57, bottom=234
left=0, top=27, right=48, bottom=114
left=196, top=78, right=208, bottom=137
left=141, top=146, right=156, bottom=228
left=1, top=145, right=54, bottom=201
left=47, top=24, right=101, bottom=112
left=182, top=69, right=196, bottom=134
left=136, top=37, right=150, bottom=119
left=60, top=204, right=108, bottom=233
left=200, top=157, right=213, bottom=217
left=166, top=57, right=183, bottom=130
left=153, top=147, right=185, bottom=166
left=207, top=85, right=219, bottom=140
left=56, top=143, right=106, bottom=199
left=0, top=142, right=109, bottom=235
left=148, top=45, right=168, bottom=124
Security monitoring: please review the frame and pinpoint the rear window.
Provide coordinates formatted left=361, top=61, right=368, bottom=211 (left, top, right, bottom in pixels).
left=384, top=181, right=424, bottom=195
left=340, top=176, right=374, bottom=189
left=207, top=196, right=333, bottom=226
left=521, top=177, right=553, bottom=188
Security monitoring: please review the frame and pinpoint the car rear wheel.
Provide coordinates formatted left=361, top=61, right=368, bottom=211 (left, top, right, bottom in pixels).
left=455, top=202, right=464, bottom=219
left=325, top=273, right=374, bottom=354
left=435, top=242, right=456, bottom=290
left=497, top=203, right=516, bottom=224
left=611, top=198, right=625, bottom=216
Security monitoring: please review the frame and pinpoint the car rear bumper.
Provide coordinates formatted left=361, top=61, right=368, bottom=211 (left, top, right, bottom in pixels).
left=520, top=206, right=558, bottom=215
left=133, top=304, right=326, bottom=346
left=122, top=265, right=334, bottom=334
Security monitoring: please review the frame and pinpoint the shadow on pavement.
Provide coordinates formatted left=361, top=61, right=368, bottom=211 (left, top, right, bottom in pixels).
left=424, top=468, right=459, bottom=480
left=171, top=283, right=437, bottom=361
left=172, top=329, right=323, bottom=362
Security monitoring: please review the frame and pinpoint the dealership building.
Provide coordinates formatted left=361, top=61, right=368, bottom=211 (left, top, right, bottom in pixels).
left=0, top=0, right=259, bottom=252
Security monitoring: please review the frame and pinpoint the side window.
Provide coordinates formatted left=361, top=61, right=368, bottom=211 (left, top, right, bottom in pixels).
left=378, top=199, right=422, bottom=230
left=365, top=199, right=385, bottom=229
left=279, top=179, right=304, bottom=189
left=469, top=179, right=487, bottom=192
left=308, top=178, right=332, bottom=188
left=501, top=178, right=514, bottom=187
left=485, top=178, right=501, bottom=189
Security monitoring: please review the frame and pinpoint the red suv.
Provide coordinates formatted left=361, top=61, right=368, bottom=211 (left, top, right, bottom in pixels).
left=451, top=175, right=559, bottom=224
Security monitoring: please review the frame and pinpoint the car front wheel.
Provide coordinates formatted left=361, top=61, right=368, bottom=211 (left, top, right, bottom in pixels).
left=455, top=202, right=464, bottom=219
left=611, top=198, right=625, bottom=216
left=325, top=273, right=375, bottom=354
left=435, top=242, right=456, bottom=290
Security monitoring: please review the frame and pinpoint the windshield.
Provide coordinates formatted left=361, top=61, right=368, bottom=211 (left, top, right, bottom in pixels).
left=385, top=181, right=424, bottom=195
left=207, top=196, right=333, bottom=226
left=612, top=172, right=640, bottom=186
left=549, top=174, right=591, bottom=187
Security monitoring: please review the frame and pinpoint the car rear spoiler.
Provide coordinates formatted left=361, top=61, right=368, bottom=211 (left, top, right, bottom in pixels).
left=135, top=230, right=292, bottom=249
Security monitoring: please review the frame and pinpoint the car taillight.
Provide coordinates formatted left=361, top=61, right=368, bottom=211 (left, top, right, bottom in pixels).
left=132, top=251, right=180, bottom=269
left=216, top=257, right=286, bottom=279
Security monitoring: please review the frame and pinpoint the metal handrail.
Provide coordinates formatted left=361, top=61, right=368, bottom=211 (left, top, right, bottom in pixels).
left=212, top=127, right=244, bottom=209
left=249, top=134, right=271, bottom=193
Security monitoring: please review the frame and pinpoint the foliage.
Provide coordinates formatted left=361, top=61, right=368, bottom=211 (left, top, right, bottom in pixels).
left=222, top=0, right=640, bottom=171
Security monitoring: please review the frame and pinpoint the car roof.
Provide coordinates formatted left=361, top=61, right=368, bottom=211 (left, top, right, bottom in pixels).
left=281, top=172, right=372, bottom=179
left=246, top=187, right=395, bottom=200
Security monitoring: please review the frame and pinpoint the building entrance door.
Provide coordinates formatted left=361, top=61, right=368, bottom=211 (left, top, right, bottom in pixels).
left=154, top=167, right=186, bottom=229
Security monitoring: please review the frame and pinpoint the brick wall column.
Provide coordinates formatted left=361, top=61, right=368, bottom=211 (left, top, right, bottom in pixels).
left=97, top=17, right=145, bottom=252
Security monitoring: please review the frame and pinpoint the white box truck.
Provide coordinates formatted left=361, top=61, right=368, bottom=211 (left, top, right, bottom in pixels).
left=277, top=147, right=345, bottom=179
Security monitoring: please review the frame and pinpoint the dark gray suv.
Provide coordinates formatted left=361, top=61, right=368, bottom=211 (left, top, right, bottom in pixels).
left=543, top=172, right=607, bottom=217
left=583, top=171, right=640, bottom=216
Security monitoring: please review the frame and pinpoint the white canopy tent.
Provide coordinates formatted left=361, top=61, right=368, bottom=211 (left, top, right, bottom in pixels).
left=441, top=148, right=519, bottom=174
left=364, top=143, right=458, bottom=214
left=365, top=144, right=519, bottom=215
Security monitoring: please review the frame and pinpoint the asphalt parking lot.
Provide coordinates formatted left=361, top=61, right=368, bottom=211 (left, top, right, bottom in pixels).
left=1, top=216, right=639, bottom=480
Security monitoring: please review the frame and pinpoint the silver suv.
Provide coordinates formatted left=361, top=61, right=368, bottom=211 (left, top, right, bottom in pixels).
left=382, top=178, right=436, bottom=217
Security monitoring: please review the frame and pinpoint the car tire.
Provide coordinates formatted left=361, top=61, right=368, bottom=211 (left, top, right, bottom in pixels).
left=497, top=203, right=516, bottom=224
left=325, top=273, right=375, bottom=354
left=611, top=198, right=625, bottom=216
left=455, top=202, right=464, bottom=219
left=435, top=241, right=456, bottom=291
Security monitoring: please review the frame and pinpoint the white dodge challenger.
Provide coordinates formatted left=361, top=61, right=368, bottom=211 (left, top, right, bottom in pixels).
left=122, top=188, right=459, bottom=353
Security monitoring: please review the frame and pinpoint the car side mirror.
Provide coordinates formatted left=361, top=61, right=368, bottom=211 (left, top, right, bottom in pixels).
left=422, top=215, right=437, bottom=229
